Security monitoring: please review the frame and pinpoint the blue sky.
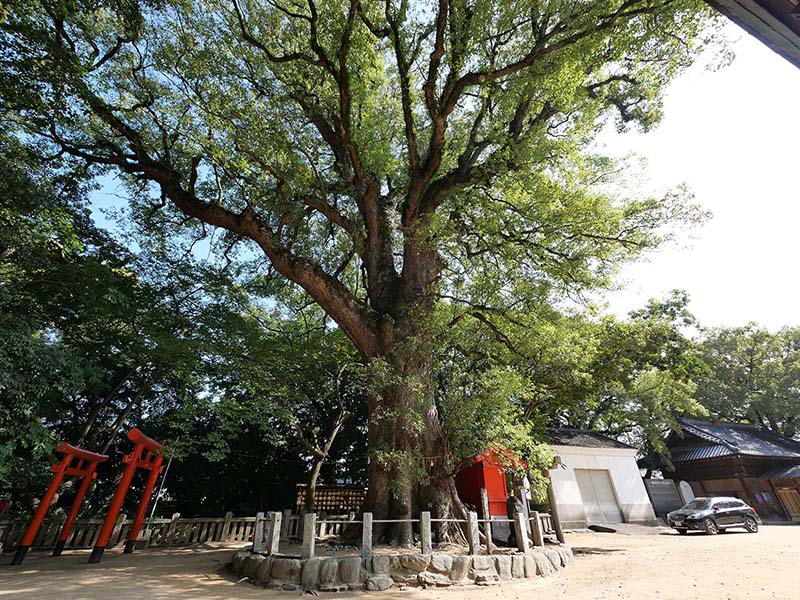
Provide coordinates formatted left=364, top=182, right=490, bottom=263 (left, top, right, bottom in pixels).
left=600, top=22, right=800, bottom=330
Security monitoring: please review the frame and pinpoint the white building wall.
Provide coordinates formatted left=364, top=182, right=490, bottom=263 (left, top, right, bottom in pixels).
left=549, top=445, right=658, bottom=528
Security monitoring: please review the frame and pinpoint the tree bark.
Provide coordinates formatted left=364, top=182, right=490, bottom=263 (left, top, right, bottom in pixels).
left=361, top=231, right=466, bottom=544
left=362, top=344, right=467, bottom=544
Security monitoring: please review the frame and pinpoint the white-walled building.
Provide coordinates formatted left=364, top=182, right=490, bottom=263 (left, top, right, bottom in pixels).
left=548, top=428, right=658, bottom=529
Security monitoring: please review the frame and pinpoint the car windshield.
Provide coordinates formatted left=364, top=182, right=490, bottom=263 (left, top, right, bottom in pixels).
left=682, top=499, right=712, bottom=511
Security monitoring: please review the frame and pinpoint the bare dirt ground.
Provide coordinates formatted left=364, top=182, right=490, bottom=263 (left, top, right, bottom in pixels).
left=0, top=525, right=797, bottom=599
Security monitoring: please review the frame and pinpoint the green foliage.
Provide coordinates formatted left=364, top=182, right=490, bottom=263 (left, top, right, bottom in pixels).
left=434, top=289, right=711, bottom=483
left=1, top=0, right=734, bottom=517
left=695, top=325, right=800, bottom=438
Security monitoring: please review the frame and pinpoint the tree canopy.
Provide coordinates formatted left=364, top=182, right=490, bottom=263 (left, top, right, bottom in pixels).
left=1, top=0, right=731, bottom=538
left=695, top=325, right=800, bottom=439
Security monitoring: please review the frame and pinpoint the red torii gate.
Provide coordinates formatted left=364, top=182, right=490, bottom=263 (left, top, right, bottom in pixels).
left=11, top=442, right=108, bottom=566
left=89, top=428, right=164, bottom=563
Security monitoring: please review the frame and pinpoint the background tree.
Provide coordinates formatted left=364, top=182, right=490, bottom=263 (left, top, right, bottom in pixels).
left=436, top=290, right=708, bottom=481
left=2, top=0, right=726, bottom=540
left=695, top=325, right=800, bottom=438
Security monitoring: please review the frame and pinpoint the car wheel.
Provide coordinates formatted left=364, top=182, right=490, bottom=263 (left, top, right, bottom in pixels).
left=676, top=528, right=688, bottom=535
left=704, top=519, right=719, bottom=535
left=744, top=516, right=759, bottom=533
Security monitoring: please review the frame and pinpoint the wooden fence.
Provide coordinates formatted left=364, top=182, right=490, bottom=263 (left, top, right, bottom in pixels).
left=0, top=512, right=256, bottom=552
left=281, top=511, right=355, bottom=539
left=255, top=510, right=558, bottom=560
left=2, top=510, right=556, bottom=555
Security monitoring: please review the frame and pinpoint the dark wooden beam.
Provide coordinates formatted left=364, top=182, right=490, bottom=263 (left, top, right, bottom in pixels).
left=706, top=0, right=800, bottom=69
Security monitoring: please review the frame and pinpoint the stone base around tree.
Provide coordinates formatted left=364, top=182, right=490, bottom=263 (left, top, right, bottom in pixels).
left=230, top=545, right=573, bottom=592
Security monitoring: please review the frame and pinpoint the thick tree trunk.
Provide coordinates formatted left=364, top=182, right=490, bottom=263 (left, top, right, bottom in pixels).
left=356, top=219, right=466, bottom=544
left=362, top=312, right=465, bottom=543
left=362, top=357, right=467, bottom=543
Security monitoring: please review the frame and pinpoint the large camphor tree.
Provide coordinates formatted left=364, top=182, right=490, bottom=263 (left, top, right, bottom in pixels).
left=2, top=0, right=723, bottom=541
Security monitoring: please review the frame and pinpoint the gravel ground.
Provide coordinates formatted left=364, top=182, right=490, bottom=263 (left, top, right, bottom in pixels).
left=0, top=525, right=797, bottom=599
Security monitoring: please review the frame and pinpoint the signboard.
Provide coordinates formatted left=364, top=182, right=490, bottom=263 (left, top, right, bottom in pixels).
left=643, top=479, right=683, bottom=516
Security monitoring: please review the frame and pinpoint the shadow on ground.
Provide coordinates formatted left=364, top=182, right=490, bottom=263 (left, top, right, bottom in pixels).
left=570, top=546, right=625, bottom=555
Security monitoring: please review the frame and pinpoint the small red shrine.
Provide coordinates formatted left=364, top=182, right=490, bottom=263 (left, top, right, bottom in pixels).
left=455, top=447, right=527, bottom=517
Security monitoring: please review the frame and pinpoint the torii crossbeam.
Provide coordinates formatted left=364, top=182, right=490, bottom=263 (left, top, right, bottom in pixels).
left=11, top=442, right=108, bottom=566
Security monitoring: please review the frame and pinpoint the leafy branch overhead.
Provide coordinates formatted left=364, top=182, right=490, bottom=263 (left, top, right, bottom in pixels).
left=3, top=0, right=722, bottom=356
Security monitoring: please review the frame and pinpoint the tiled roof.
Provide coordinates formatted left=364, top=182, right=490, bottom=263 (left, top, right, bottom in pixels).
left=546, top=428, right=634, bottom=450
left=672, top=418, right=800, bottom=462
left=671, top=444, right=736, bottom=463
left=759, top=465, right=800, bottom=480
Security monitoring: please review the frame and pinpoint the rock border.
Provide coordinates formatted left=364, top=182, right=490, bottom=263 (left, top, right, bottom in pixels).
left=230, top=546, right=573, bottom=592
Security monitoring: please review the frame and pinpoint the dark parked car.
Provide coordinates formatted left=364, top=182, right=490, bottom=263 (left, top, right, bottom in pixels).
left=667, top=496, right=761, bottom=535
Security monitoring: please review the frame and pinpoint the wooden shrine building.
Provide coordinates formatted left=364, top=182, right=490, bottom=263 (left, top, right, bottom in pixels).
left=666, top=417, right=800, bottom=522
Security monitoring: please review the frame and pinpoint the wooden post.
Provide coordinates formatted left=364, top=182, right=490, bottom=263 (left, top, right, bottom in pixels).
left=280, top=509, right=292, bottom=541
left=267, top=512, right=281, bottom=555
left=302, top=512, right=316, bottom=559
left=546, top=480, right=566, bottom=543
left=160, top=513, right=181, bottom=546
left=253, top=512, right=266, bottom=553
left=361, top=512, right=373, bottom=559
left=420, top=511, right=432, bottom=554
left=140, top=527, right=152, bottom=549
left=48, top=514, right=67, bottom=547
left=530, top=511, right=544, bottom=547
left=110, top=513, right=127, bottom=546
left=220, top=511, right=232, bottom=541
left=513, top=513, right=530, bottom=554
left=480, top=488, right=494, bottom=554
left=517, top=488, right=531, bottom=535
left=467, top=511, right=480, bottom=555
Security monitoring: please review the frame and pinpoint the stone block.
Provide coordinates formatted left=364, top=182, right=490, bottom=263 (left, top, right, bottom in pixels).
left=366, top=576, right=394, bottom=591
left=494, top=555, right=513, bottom=581
left=347, top=583, right=364, bottom=591
left=255, top=556, right=274, bottom=584
left=471, top=555, right=493, bottom=571
left=271, top=558, right=302, bottom=583
left=556, top=546, right=573, bottom=566
left=533, top=552, right=555, bottom=576
left=418, top=572, right=451, bottom=587
left=523, top=554, right=536, bottom=578
left=511, top=554, right=525, bottom=579
left=429, top=554, right=453, bottom=574
left=232, top=551, right=249, bottom=572
left=301, top=557, right=321, bottom=590
left=319, top=584, right=349, bottom=592
left=400, top=554, right=430, bottom=573
left=319, top=558, right=339, bottom=586
left=338, top=557, right=362, bottom=584
left=545, top=549, right=562, bottom=570
left=266, top=580, right=285, bottom=589
left=391, top=573, right=419, bottom=585
left=371, top=555, right=391, bottom=574
left=242, top=554, right=264, bottom=579
left=469, top=554, right=497, bottom=580
left=475, top=573, right=500, bottom=585
left=450, top=556, right=471, bottom=582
